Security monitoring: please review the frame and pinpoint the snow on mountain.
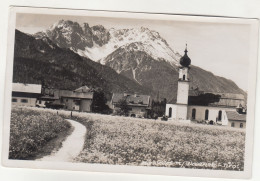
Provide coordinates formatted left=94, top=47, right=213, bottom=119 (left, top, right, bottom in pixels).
left=34, top=20, right=181, bottom=66
left=97, top=27, right=180, bottom=66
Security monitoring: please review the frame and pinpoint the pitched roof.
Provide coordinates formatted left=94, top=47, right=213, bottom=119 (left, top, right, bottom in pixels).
left=59, top=90, right=93, bottom=99
left=226, top=111, right=246, bottom=121
left=112, top=93, right=150, bottom=106
left=12, top=83, right=42, bottom=94
left=204, top=92, right=245, bottom=100
left=188, top=91, right=245, bottom=108
left=41, top=88, right=93, bottom=99
left=74, top=86, right=91, bottom=93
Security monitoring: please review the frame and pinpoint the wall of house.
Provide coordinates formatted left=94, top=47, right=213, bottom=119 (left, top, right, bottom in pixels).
left=128, top=106, right=147, bottom=117
left=61, top=97, right=92, bottom=112
left=62, top=98, right=80, bottom=111
left=80, top=99, right=92, bottom=112
left=187, top=105, right=235, bottom=125
left=12, top=97, right=37, bottom=107
left=228, top=120, right=246, bottom=129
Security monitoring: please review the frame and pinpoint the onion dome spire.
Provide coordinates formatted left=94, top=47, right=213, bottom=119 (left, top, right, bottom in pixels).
left=180, top=43, right=191, bottom=67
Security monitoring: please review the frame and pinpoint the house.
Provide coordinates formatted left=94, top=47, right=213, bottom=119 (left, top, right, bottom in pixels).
left=226, top=111, right=246, bottom=128
left=36, top=87, right=60, bottom=108
left=39, top=86, right=93, bottom=112
left=111, top=93, right=151, bottom=117
left=165, top=44, right=246, bottom=128
left=12, top=83, right=42, bottom=107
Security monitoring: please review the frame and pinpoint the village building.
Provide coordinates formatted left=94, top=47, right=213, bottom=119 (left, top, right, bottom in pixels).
left=165, top=45, right=246, bottom=128
left=12, top=83, right=93, bottom=112
left=39, top=86, right=93, bottom=112
left=12, top=83, right=42, bottom=107
left=111, top=93, right=151, bottom=118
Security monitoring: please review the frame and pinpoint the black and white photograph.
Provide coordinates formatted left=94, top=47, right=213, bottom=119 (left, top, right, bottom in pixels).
left=1, top=6, right=259, bottom=179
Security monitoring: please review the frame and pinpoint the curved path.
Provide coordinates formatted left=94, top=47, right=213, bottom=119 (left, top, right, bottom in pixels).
left=38, top=119, right=86, bottom=162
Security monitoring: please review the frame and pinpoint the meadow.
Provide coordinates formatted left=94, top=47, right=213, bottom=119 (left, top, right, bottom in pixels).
left=63, top=111, right=245, bottom=171
left=8, top=107, right=245, bottom=170
left=9, top=107, right=71, bottom=159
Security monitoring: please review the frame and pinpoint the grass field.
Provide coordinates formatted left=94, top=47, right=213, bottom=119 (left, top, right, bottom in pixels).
left=8, top=107, right=245, bottom=170
left=65, top=111, right=245, bottom=171
left=9, top=107, right=71, bottom=160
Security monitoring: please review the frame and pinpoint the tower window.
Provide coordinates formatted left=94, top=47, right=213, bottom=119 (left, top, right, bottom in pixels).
left=218, top=110, right=222, bottom=121
left=205, top=109, right=209, bottom=120
left=183, top=75, right=186, bottom=80
left=192, top=108, right=196, bottom=119
left=169, top=107, right=172, bottom=117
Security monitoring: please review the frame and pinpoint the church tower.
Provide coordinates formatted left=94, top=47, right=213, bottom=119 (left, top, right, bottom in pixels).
left=173, top=44, right=191, bottom=120
left=165, top=44, right=191, bottom=121
left=177, top=44, right=191, bottom=105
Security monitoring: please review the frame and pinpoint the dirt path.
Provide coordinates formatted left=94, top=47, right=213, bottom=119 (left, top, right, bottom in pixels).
left=38, top=119, right=86, bottom=162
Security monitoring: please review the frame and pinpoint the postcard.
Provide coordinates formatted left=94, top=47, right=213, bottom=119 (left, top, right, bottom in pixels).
left=2, top=6, right=259, bottom=179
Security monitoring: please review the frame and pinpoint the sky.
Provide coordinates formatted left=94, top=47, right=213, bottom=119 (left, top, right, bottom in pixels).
left=16, top=13, right=251, bottom=91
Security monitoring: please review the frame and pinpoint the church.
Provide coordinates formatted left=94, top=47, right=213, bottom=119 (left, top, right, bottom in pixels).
left=165, top=45, right=247, bottom=128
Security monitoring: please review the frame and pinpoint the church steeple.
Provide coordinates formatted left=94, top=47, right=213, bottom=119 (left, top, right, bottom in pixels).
left=184, top=43, right=188, bottom=54
left=180, top=43, right=191, bottom=68
left=176, top=44, right=191, bottom=105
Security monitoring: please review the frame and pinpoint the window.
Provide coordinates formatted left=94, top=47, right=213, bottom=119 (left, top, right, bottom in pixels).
left=218, top=110, right=222, bottom=121
left=39, top=100, right=42, bottom=104
left=231, top=122, right=235, bottom=127
left=240, top=123, right=244, bottom=128
left=74, top=100, right=80, bottom=105
left=205, top=109, right=209, bottom=120
left=192, top=108, right=196, bottom=119
left=183, top=75, right=186, bottom=80
left=169, top=107, right=172, bottom=117
left=21, top=99, right=28, bottom=103
left=12, top=98, right=17, bottom=102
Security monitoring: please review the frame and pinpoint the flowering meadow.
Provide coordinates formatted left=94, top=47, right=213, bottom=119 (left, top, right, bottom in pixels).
left=9, top=107, right=71, bottom=159
left=8, top=107, right=246, bottom=170
left=61, top=111, right=246, bottom=171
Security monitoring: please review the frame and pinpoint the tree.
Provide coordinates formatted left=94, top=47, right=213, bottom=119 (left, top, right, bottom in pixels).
left=116, top=98, right=129, bottom=116
left=92, top=88, right=111, bottom=114
left=149, top=98, right=167, bottom=118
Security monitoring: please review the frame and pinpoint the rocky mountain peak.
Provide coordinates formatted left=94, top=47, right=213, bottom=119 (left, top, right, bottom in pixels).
left=91, top=25, right=110, bottom=46
left=34, top=20, right=180, bottom=64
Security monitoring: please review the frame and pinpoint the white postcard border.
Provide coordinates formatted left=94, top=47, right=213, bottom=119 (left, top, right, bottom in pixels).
left=2, top=6, right=259, bottom=179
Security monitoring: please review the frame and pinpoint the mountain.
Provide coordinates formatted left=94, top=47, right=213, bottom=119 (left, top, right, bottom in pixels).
left=13, top=29, right=152, bottom=98
left=33, top=20, right=246, bottom=102
left=34, top=20, right=181, bottom=66
left=101, top=42, right=245, bottom=101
